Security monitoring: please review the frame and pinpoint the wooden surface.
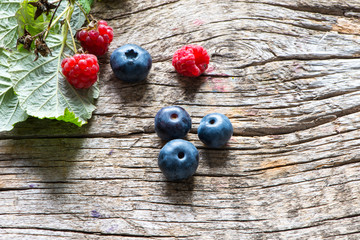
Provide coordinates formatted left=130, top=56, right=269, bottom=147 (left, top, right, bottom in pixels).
left=2, top=0, right=360, bottom=239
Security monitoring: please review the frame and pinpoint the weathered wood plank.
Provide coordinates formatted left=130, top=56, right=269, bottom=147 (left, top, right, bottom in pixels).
left=1, top=0, right=360, bottom=239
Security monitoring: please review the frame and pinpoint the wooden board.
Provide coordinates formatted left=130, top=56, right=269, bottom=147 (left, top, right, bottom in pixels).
left=2, top=0, right=360, bottom=239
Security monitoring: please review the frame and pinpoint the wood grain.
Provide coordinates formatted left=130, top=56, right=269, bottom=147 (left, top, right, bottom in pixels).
left=1, top=0, right=360, bottom=239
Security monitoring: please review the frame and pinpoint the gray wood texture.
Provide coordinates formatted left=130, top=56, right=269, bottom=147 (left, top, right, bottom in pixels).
left=2, top=0, right=360, bottom=239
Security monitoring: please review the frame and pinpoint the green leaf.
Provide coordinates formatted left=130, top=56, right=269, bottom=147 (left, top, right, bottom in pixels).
left=15, top=0, right=51, bottom=37
left=53, top=108, right=82, bottom=126
left=0, top=0, right=21, bottom=49
left=58, top=0, right=87, bottom=31
left=76, top=0, right=93, bottom=14
left=8, top=32, right=99, bottom=126
left=0, top=48, right=28, bottom=132
left=2, top=0, right=96, bottom=129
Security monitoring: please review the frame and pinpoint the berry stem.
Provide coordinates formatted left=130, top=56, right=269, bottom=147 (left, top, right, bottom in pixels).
left=57, top=0, right=75, bottom=74
left=66, top=18, right=77, bottom=53
left=74, top=1, right=90, bottom=23
left=64, top=0, right=75, bottom=51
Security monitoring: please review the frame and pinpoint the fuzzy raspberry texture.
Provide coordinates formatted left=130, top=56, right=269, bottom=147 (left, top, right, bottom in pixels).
left=172, top=45, right=210, bottom=77
left=76, top=20, right=113, bottom=56
left=61, top=54, right=99, bottom=89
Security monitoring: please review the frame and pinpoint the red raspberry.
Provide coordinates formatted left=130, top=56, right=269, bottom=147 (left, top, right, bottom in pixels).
left=61, top=54, right=99, bottom=89
left=172, top=45, right=210, bottom=77
left=76, top=20, right=114, bottom=56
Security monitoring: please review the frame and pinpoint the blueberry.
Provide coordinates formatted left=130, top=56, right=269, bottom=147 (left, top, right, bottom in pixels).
left=158, top=139, right=199, bottom=181
left=110, top=44, right=152, bottom=83
left=155, top=106, right=192, bottom=141
left=197, top=113, right=233, bottom=148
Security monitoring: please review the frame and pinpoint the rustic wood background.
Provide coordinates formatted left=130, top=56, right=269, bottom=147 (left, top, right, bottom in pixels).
left=2, top=0, right=360, bottom=239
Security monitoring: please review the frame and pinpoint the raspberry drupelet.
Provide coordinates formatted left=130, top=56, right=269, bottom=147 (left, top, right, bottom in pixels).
left=61, top=54, right=99, bottom=89
left=172, top=45, right=210, bottom=77
left=76, top=20, right=114, bottom=56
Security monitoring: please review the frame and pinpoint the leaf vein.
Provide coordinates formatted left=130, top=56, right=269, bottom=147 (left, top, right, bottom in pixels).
left=0, top=25, right=17, bottom=43
left=13, top=55, right=57, bottom=89
left=21, top=71, right=57, bottom=106
left=5, top=92, right=20, bottom=127
left=37, top=92, right=56, bottom=113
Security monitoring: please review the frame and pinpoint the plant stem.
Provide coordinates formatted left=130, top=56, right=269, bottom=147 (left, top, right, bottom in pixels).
left=67, top=0, right=75, bottom=48
left=57, top=8, right=69, bottom=76
left=57, top=0, right=75, bottom=74
left=44, top=5, right=69, bottom=39
left=75, top=1, right=90, bottom=23
left=66, top=18, right=77, bottom=53
left=47, top=0, right=63, bottom=33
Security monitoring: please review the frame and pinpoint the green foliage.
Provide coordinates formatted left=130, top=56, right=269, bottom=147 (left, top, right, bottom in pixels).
left=0, top=0, right=20, bottom=48
left=58, top=0, right=87, bottom=33
left=9, top=33, right=99, bottom=126
left=77, top=0, right=93, bottom=14
left=54, top=108, right=83, bottom=126
left=0, top=0, right=97, bottom=132
left=0, top=48, right=28, bottom=132
left=15, top=0, right=51, bottom=36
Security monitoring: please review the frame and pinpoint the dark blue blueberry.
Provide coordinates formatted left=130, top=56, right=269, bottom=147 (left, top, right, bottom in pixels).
left=154, top=106, right=192, bottom=141
left=110, top=44, right=152, bottom=83
left=158, top=139, right=199, bottom=181
left=197, top=113, right=233, bottom=148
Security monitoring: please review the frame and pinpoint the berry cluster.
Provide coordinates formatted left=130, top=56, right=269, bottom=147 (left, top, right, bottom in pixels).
left=155, top=106, right=233, bottom=181
left=61, top=54, right=99, bottom=89
left=76, top=20, right=114, bottom=56
left=62, top=19, right=112, bottom=89
left=60, top=19, right=231, bottom=183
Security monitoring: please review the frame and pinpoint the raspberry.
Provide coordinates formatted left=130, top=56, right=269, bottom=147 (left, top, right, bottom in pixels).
left=76, top=20, right=113, bottom=56
left=61, top=54, right=99, bottom=89
left=172, top=45, right=210, bottom=77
